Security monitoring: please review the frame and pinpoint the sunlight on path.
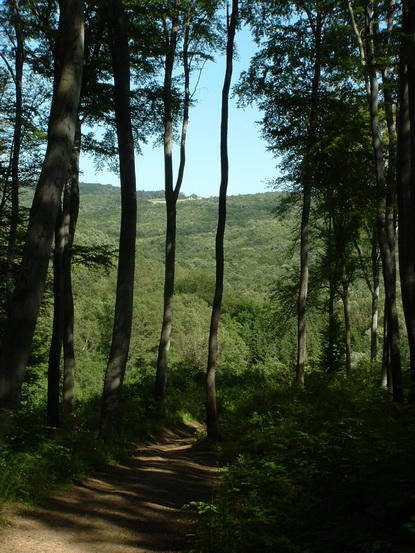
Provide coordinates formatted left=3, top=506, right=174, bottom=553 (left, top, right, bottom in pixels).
left=0, top=425, right=220, bottom=553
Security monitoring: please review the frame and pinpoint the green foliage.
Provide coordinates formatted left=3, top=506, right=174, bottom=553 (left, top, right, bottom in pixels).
left=191, top=375, right=415, bottom=553
left=0, top=416, right=108, bottom=504
left=3, top=183, right=400, bottom=537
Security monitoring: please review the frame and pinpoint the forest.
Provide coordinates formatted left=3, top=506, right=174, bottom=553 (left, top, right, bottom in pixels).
left=1, top=0, right=415, bottom=552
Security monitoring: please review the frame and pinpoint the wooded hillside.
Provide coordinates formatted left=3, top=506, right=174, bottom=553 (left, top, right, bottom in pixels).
left=1, top=1, right=415, bottom=551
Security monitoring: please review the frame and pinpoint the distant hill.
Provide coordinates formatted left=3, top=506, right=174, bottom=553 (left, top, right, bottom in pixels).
left=75, top=182, right=297, bottom=297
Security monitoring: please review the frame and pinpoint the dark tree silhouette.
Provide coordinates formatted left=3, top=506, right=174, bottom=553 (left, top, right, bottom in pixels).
left=0, top=0, right=84, bottom=417
left=100, top=0, right=137, bottom=441
left=206, top=0, right=238, bottom=442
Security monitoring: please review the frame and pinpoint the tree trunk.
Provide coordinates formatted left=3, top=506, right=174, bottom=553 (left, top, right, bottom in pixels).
left=6, top=0, right=24, bottom=311
left=155, top=3, right=192, bottom=405
left=364, top=3, right=403, bottom=402
left=341, top=265, right=352, bottom=377
left=296, top=11, right=322, bottom=385
left=63, top=119, right=81, bottom=415
left=355, top=230, right=379, bottom=361
left=47, top=206, right=66, bottom=428
left=48, top=119, right=81, bottom=425
left=326, top=277, right=336, bottom=373
left=370, top=231, right=380, bottom=360
left=155, top=7, right=179, bottom=405
left=206, top=0, right=238, bottom=442
left=397, top=0, right=415, bottom=401
left=381, top=299, right=392, bottom=389
left=296, top=182, right=310, bottom=385
left=100, top=0, right=137, bottom=441
left=0, top=0, right=84, bottom=415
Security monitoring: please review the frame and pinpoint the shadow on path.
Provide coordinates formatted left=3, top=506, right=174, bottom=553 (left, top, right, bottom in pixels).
left=0, top=424, right=220, bottom=553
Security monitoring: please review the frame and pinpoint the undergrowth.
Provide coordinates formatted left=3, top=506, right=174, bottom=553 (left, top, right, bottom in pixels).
left=3, top=360, right=415, bottom=553
left=190, top=370, right=415, bottom=553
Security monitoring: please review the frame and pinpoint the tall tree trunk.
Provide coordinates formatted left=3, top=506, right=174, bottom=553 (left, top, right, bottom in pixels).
left=364, top=3, right=403, bottom=402
left=341, top=264, right=352, bottom=377
left=47, top=119, right=81, bottom=426
left=355, top=230, right=380, bottom=360
left=326, top=276, right=336, bottom=373
left=206, top=0, right=238, bottom=442
left=371, top=231, right=380, bottom=360
left=0, top=0, right=84, bottom=416
left=296, top=181, right=310, bottom=385
left=62, top=119, right=81, bottom=415
left=155, top=2, right=192, bottom=405
left=100, top=0, right=137, bottom=441
left=47, top=206, right=66, bottom=428
left=296, top=11, right=322, bottom=385
left=381, top=299, right=392, bottom=388
left=155, top=6, right=179, bottom=405
left=6, top=0, right=24, bottom=310
left=397, top=0, right=415, bottom=401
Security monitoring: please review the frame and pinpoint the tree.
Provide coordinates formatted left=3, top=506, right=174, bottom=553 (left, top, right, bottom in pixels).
left=312, top=97, right=375, bottom=374
left=206, top=0, right=238, bottom=442
left=47, top=2, right=109, bottom=424
left=100, top=0, right=137, bottom=441
left=47, top=204, right=66, bottom=427
left=0, top=0, right=84, bottom=416
left=239, top=0, right=347, bottom=384
left=348, top=0, right=403, bottom=401
left=154, top=0, right=183, bottom=406
left=47, top=120, right=81, bottom=425
left=62, top=120, right=81, bottom=415
left=154, top=0, right=222, bottom=406
left=1, top=0, right=24, bottom=311
left=355, top=227, right=380, bottom=361
left=0, top=0, right=51, bottom=323
left=397, top=0, right=415, bottom=401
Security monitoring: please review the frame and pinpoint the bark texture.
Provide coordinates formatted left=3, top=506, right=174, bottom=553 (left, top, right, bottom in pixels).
left=47, top=206, right=66, bottom=428
left=62, top=121, right=81, bottom=415
left=100, top=0, right=137, bottom=441
left=0, top=0, right=84, bottom=414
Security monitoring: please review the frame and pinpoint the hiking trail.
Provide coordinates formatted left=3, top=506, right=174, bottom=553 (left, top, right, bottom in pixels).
left=0, top=424, right=220, bottom=553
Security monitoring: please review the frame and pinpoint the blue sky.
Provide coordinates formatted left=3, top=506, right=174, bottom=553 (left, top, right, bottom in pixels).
left=79, top=27, right=279, bottom=198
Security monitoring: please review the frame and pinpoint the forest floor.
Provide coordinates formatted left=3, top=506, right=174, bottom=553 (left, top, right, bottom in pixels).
left=0, top=424, right=220, bottom=553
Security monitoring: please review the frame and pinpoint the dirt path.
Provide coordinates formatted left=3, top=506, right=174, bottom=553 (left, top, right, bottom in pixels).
left=0, top=424, right=220, bottom=553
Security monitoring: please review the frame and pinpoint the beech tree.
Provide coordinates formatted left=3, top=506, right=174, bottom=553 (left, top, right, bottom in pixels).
left=47, top=120, right=81, bottom=425
left=0, top=0, right=50, bottom=321
left=100, top=0, right=137, bottom=441
left=348, top=0, right=403, bottom=401
left=0, top=0, right=24, bottom=311
left=48, top=2, right=108, bottom=424
left=61, top=121, right=81, bottom=415
left=0, top=0, right=84, bottom=416
left=312, top=97, right=375, bottom=375
left=154, top=0, right=185, bottom=406
left=238, top=0, right=346, bottom=383
left=206, top=0, right=238, bottom=442
left=397, top=0, right=415, bottom=400
left=152, top=0, right=222, bottom=406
